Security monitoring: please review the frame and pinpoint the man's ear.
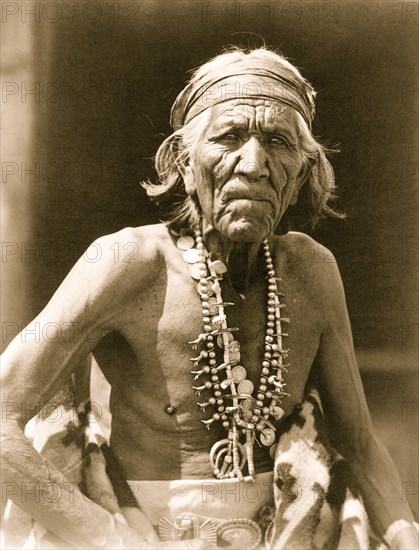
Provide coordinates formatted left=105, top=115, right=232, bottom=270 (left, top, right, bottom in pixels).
left=290, top=158, right=315, bottom=205
left=183, top=164, right=197, bottom=197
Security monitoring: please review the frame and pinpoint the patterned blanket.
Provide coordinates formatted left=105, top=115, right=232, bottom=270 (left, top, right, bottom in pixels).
left=2, top=375, right=387, bottom=549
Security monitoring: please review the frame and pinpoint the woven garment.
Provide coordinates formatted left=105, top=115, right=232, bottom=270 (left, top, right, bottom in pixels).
left=2, top=378, right=384, bottom=549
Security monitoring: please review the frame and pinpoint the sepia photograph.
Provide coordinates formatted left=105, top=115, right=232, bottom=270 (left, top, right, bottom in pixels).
left=1, top=1, right=418, bottom=548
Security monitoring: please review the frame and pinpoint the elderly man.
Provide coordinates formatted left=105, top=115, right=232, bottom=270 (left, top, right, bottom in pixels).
left=1, top=48, right=417, bottom=549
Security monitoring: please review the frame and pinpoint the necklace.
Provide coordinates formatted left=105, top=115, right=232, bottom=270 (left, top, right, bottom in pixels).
left=176, top=225, right=290, bottom=481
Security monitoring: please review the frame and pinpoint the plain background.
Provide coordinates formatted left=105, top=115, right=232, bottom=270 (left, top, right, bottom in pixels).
left=2, top=0, right=418, bottom=517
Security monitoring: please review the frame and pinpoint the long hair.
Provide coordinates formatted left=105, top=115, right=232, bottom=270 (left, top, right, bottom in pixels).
left=141, top=47, right=344, bottom=233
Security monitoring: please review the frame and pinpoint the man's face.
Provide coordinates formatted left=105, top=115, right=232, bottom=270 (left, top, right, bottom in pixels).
left=184, top=99, right=309, bottom=242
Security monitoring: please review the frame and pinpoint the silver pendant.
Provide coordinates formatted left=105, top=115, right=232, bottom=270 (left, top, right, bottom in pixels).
left=231, top=365, right=247, bottom=383
left=176, top=236, right=195, bottom=251
left=183, top=248, right=201, bottom=264
left=208, top=259, right=228, bottom=275
left=238, top=379, right=254, bottom=395
left=260, top=427, right=276, bottom=447
left=229, top=350, right=241, bottom=365
left=217, top=331, right=234, bottom=348
left=209, top=439, right=246, bottom=472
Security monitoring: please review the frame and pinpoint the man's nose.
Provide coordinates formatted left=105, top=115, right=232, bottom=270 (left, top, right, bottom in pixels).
left=234, top=138, right=270, bottom=181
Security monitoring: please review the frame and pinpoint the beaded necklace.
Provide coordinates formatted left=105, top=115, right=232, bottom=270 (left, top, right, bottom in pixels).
left=176, top=225, right=290, bottom=482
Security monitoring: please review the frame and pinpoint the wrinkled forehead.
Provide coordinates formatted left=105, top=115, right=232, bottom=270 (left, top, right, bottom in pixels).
left=171, top=57, right=314, bottom=131
left=203, top=99, right=300, bottom=136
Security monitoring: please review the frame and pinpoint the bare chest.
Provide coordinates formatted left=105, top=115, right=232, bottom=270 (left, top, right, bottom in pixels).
left=94, top=249, right=324, bottom=479
left=97, top=258, right=322, bottom=431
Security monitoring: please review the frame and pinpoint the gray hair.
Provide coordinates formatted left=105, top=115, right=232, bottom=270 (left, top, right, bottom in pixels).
left=141, top=47, right=343, bottom=232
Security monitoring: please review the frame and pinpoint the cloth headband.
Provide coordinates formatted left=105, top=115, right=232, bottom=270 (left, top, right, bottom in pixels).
left=170, top=67, right=314, bottom=130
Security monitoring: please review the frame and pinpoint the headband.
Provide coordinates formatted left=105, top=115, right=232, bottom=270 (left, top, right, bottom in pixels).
left=170, top=64, right=314, bottom=130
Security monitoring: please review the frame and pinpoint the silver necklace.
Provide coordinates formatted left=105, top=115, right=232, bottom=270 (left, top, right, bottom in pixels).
left=176, top=225, right=290, bottom=481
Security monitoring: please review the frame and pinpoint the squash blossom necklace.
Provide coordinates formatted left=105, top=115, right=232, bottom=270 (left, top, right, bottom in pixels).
left=176, top=224, right=290, bottom=482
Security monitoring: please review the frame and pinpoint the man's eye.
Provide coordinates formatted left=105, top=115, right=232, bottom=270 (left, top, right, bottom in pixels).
left=267, top=135, right=289, bottom=146
left=220, top=132, right=241, bottom=142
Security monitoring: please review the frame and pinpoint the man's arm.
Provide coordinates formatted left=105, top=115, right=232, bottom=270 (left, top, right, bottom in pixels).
left=312, top=246, right=417, bottom=549
left=1, top=229, right=159, bottom=549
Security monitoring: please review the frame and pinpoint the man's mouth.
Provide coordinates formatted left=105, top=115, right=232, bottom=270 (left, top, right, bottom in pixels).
left=220, top=198, right=276, bottom=221
left=219, top=178, right=277, bottom=206
left=221, top=197, right=269, bottom=204
left=220, top=194, right=276, bottom=213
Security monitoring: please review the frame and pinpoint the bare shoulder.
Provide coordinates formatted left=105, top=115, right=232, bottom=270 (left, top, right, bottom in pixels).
left=90, top=223, right=169, bottom=285
left=273, top=231, right=346, bottom=309
left=274, top=230, right=337, bottom=267
left=38, top=224, right=171, bottom=321
left=95, top=223, right=169, bottom=263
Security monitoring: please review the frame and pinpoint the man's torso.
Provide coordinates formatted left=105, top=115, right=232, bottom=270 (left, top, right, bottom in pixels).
left=90, top=224, right=328, bottom=481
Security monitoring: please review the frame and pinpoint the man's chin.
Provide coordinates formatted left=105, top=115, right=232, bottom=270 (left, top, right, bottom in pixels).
left=216, top=218, right=272, bottom=242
